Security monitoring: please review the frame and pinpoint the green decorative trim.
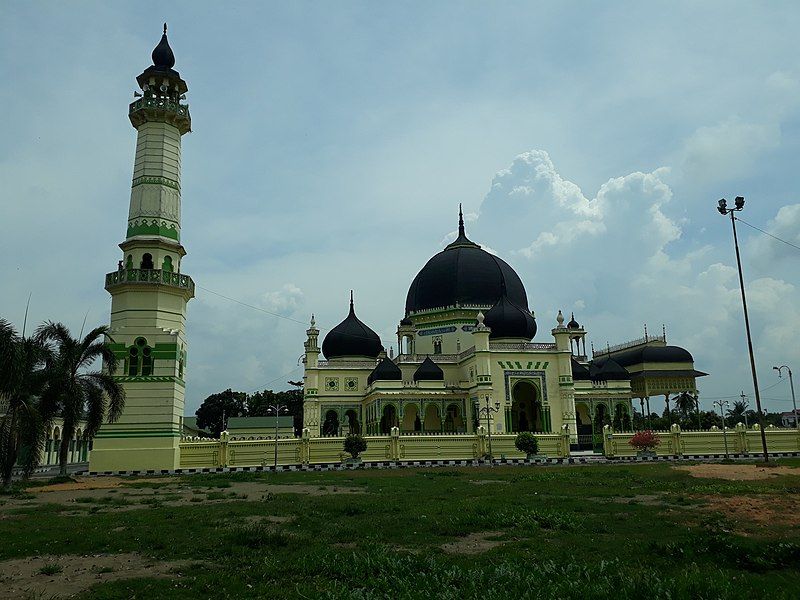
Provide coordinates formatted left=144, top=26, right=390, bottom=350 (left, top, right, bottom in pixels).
left=131, top=175, right=181, bottom=191
left=324, top=377, right=339, bottom=392
left=344, top=377, right=359, bottom=392
left=112, top=375, right=185, bottom=387
left=127, top=219, right=180, bottom=241
left=305, top=388, right=318, bottom=396
left=96, top=428, right=181, bottom=438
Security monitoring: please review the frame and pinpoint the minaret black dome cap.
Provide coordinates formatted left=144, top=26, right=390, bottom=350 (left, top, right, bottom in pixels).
left=567, top=313, right=580, bottom=330
left=152, top=23, right=176, bottom=69
left=321, top=292, right=382, bottom=359
left=483, top=286, right=537, bottom=340
left=413, top=356, right=444, bottom=381
left=368, top=357, right=402, bottom=385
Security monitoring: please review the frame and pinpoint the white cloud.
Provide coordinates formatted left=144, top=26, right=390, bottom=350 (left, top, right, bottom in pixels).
left=261, top=283, right=305, bottom=316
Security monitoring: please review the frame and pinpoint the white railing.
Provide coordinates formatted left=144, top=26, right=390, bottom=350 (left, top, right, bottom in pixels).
left=489, top=342, right=556, bottom=351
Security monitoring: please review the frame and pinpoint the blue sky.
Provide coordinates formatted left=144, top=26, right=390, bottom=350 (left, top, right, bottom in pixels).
left=2, top=2, right=800, bottom=416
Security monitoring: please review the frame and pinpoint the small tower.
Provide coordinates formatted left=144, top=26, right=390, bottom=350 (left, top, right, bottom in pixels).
left=90, top=25, right=194, bottom=472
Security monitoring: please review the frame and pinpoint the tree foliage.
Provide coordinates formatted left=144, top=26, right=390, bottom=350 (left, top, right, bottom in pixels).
left=195, top=389, right=248, bottom=437
left=343, top=434, right=367, bottom=459
left=514, top=432, right=539, bottom=456
left=629, top=430, right=660, bottom=452
left=36, top=322, right=125, bottom=475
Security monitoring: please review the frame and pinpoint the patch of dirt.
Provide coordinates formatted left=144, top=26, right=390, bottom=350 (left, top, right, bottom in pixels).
left=700, top=494, right=800, bottom=526
left=243, top=515, right=294, bottom=525
left=469, top=480, right=510, bottom=485
left=672, top=464, right=800, bottom=481
left=0, top=553, right=193, bottom=599
left=612, top=494, right=663, bottom=505
left=33, top=477, right=169, bottom=492
left=441, top=531, right=506, bottom=555
left=332, top=542, right=358, bottom=549
left=0, top=479, right=365, bottom=514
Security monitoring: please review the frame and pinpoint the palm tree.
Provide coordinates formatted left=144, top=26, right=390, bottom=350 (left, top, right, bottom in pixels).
left=674, top=392, right=697, bottom=417
left=728, top=400, right=748, bottom=426
left=0, top=319, right=54, bottom=489
left=36, top=322, right=125, bottom=475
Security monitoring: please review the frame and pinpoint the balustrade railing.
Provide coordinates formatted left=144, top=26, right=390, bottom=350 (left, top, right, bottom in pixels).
left=105, top=268, right=194, bottom=295
left=489, top=342, right=556, bottom=351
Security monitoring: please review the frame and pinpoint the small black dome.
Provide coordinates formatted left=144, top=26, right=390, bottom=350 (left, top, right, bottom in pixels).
left=597, top=345, right=694, bottom=368
left=413, top=356, right=444, bottom=381
left=571, top=357, right=591, bottom=381
left=567, top=313, right=580, bottom=330
left=483, top=293, right=536, bottom=340
left=151, top=24, right=176, bottom=69
left=593, top=358, right=630, bottom=381
left=400, top=317, right=413, bottom=326
left=405, top=208, right=529, bottom=313
left=368, top=357, right=402, bottom=385
left=321, top=295, right=382, bottom=360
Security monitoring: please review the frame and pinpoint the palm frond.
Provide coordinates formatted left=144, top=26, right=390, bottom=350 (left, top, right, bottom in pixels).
left=84, top=372, right=126, bottom=422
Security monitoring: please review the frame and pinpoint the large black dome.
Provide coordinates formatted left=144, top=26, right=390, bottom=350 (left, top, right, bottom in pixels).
left=322, top=294, right=382, bottom=359
left=405, top=209, right=529, bottom=314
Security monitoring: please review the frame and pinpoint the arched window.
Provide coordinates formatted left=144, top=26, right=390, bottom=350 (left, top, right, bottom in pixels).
left=433, top=337, right=442, bottom=355
left=126, top=255, right=134, bottom=270
left=128, top=337, right=154, bottom=376
left=140, top=253, right=154, bottom=270
left=162, top=255, right=173, bottom=272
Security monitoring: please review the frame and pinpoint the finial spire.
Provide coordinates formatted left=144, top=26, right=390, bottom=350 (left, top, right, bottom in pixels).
left=349, top=290, right=354, bottom=314
left=458, top=204, right=465, bottom=237
left=164, top=22, right=167, bottom=35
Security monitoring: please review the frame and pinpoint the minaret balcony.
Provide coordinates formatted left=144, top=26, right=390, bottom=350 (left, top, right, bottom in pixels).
left=105, top=268, right=195, bottom=297
left=129, top=97, right=191, bottom=133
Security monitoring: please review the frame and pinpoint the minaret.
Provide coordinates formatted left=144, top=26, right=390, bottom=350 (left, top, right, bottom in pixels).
left=90, top=25, right=194, bottom=472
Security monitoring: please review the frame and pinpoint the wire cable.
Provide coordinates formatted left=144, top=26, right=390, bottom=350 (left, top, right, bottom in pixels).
left=736, top=216, right=800, bottom=253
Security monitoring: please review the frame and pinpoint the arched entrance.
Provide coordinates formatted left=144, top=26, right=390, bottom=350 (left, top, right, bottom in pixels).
left=511, top=381, right=540, bottom=432
left=344, top=409, right=360, bottom=435
left=444, top=404, right=463, bottom=433
left=322, top=410, right=339, bottom=436
left=401, top=405, right=421, bottom=432
left=423, top=404, right=441, bottom=432
left=380, top=405, right=398, bottom=434
left=575, top=403, right=593, bottom=451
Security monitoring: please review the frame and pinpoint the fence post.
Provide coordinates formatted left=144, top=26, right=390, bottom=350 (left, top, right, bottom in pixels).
left=219, top=431, right=229, bottom=468
left=476, top=426, right=488, bottom=458
left=301, top=428, right=311, bottom=465
left=602, top=424, right=614, bottom=457
left=390, top=426, right=400, bottom=461
left=670, top=423, right=682, bottom=457
left=561, top=425, right=571, bottom=458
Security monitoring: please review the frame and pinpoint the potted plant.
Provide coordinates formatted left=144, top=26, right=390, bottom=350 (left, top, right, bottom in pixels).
left=514, top=432, right=543, bottom=460
left=343, top=434, right=367, bottom=465
left=628, top=430, right=660, bottom=458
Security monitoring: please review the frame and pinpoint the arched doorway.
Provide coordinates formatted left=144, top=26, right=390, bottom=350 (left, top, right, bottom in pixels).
left=322, top=410, right=339, bottom=436
left=444, top=404, right=463, bottom=433
left=575, top=403, right=593, bottom=450
left=380, top=405, right=398, bottom=434
left=344, top=410, right=360, bottom=435
left=613, top=404, right=631, bottom=431
left=423, top=404, right=441, bottom=432
left=401, top=405, right=420, bottom=433
left=511, top=381, right=540, bottom=432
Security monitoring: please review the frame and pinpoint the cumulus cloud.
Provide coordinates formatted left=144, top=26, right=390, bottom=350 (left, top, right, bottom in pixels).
left=261, top=283, right=305, bottom=316
left=472, top=150, right=800, bottom=410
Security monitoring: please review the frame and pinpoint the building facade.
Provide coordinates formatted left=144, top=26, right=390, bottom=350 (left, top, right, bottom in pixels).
left=302, top=209, right=706, bottom=451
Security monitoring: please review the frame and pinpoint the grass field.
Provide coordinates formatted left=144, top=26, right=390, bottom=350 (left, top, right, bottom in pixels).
left=1, top=461, right=799, bottom=599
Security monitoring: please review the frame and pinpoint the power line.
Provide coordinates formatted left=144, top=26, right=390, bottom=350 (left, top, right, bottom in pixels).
left=196, top=283, right=398, bottom=347
left=736, top=216, right=800, bottom=253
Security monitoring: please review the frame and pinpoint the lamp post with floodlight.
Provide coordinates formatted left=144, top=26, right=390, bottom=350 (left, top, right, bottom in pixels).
left=717, top=196, right=769, bottom=462
left=713, top=400, right=730, bottom=458
left=267, top=402, right=289, bottom=468
left=477, top=396, right=501, bottom=463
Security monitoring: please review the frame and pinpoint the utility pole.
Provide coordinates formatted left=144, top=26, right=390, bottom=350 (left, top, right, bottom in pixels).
left=717, top=197, right=769, bottom=462
left=774, top=366, right=798, bottom=430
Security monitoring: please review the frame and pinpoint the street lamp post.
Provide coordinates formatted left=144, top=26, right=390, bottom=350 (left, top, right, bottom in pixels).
left=477, top=395, right=501, bottom=464
left=713, top=400, right=730, bottom=458
left=267, top=402, right=289, bottom=468
left=717, top=197, right=769, bottom=462
left=774, top=366, right=798, bottom=430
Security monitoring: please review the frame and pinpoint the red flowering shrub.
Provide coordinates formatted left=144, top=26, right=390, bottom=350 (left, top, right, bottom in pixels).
left=628, top=430, right=661, bottom=452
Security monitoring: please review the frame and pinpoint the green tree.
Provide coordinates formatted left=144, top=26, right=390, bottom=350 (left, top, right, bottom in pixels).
left=196, top=389, right=248, bottom=437
left=37, top=322, right=125, bottom=475
left=247, top=388, right=303, bottom=435
left=674, top=392, right=697, bottom=417
left=727, top=400, right=748, bottom=426
left=0, top=319, right=54, bottom=489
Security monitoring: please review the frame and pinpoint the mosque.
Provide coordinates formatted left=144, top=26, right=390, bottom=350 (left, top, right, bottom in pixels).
left=88, top=26, right=706, bottom=472
left=302, top=209, right=707, bottom=450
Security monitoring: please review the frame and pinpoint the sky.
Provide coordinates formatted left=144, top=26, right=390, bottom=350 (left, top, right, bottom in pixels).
left=2, top=2, right=799, bottom=417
